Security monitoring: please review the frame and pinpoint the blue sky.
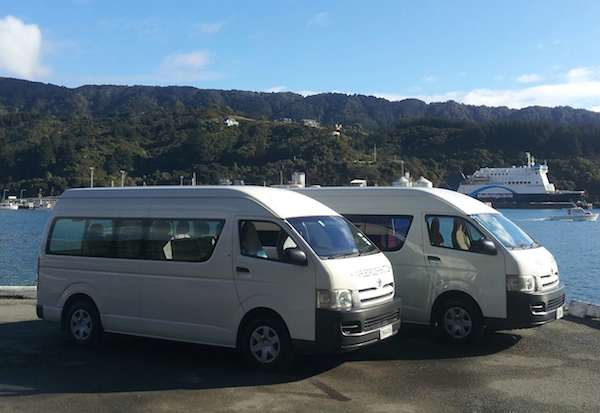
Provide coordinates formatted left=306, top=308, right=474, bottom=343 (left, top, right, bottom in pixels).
left=2, top=0, right=600, bottom=111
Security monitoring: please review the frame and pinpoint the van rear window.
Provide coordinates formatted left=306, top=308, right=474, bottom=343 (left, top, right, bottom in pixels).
left=46, top=218, right=224, bottom=262
left=344, top=215, right=413, bottom=252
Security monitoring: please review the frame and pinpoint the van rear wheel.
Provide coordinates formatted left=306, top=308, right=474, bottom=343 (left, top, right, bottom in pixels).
left=66, top=300, right=103, bottom=347
left=242, top=315, right=293, bottom=371
left=437, top=299, right=483, bottom=344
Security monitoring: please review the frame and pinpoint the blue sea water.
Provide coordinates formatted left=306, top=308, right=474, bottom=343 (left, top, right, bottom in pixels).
left=500, top=208, right=600, bottom=305
left=1, top=208, right=598, bottom=305
left=0, top=209, right=51, bottom=286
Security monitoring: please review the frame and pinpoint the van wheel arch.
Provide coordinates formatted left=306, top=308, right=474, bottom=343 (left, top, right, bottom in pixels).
left=237, top=308, right=294, bottom=371
left=61, top=294, right=100, bottom=332
left=432, top=292, right=484, bottom=344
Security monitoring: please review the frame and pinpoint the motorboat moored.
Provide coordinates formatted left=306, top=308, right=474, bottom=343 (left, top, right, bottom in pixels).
left=0, top=202, right=19, bottom=210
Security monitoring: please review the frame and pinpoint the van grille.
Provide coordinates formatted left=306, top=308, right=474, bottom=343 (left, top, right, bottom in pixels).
left=358, top=283, right=394, bottom=306
left=539, top=273, right=559, bottom=291
left=364, top=309, right=401, bottom=331
left=341, top=309, right=400, bottom=336
left=531, top=295, right=565, bottom=315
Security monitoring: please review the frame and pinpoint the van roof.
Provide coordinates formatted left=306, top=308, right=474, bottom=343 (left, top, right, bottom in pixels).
left=295, top=186, right=499, bottom=216
left=60, top=186, right=337, bottom=219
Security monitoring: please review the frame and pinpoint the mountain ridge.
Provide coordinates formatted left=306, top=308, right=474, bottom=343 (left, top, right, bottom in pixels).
left=2, top=77, right=600, bottom=129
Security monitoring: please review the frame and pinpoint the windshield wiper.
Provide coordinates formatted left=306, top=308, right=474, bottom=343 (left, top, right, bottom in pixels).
left=511, top=243, right=531, bottom=249
left=359, top=245, right=378, bottom=255
left=327, top=251, right=359, bottom=259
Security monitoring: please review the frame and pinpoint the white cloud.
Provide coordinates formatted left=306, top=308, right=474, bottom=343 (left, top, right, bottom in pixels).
left=375, top=67, right=600, bottom=110
left=566, top=67, right=596, bottom=83
left=265, top=86, right=286, bottom=93
left=422, top=76, right=438, bottom=83
left=517, top=73, right=542, bottom=83
left=158, top=50, right=224, bottom=82
left=0, top=15, right=51, bottom=79
left=298, top=90, right=321, bottom=97
left=308, top=12, right=328, bottom=27
left=160, top=50, right=211, bottom=72
left=191, top=22, right=224, bottom=36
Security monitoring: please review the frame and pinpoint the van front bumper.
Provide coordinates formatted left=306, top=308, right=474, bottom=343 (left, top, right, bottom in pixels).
left=293, top=297, right=402, bottom=354
left=486, top=284, right=566, bottom=330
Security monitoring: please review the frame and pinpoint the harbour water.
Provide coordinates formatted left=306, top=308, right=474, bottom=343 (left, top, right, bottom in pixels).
left=1, top=208, right=598, bottom=305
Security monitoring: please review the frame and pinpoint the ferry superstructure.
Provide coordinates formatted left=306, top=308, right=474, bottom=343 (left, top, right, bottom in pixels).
left=457, top=153, right=584, bottom=205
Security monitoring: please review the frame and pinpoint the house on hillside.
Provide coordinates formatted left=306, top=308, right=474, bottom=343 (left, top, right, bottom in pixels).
left=331, top=123, right=342, bottom=135
left=302, top=119, right=319, bottom=127
left=223, top=117, right=239, bottom=127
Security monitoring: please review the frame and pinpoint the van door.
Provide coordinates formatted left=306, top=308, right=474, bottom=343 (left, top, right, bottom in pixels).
left=345, top=214, right=433, bottom=325
left=137, top=218, right=240, bottom=347
left=423, top=214, right=506, bottom=319
left=233, top=218, right=316, bottom=341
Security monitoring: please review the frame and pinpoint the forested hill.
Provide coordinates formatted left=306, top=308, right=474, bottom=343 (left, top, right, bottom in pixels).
left=2, top=77, right=600, bottom=129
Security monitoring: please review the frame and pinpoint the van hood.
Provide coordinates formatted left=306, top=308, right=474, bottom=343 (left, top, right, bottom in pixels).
left=506, top=246, right=557, bottom=276
left=319, top=252, right=394, bottom=291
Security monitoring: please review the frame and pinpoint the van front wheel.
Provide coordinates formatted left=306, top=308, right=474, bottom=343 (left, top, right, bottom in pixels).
left=437, top=299, right=483, bottom=344
left=242, top=316, right=293, bottom=371
left=66, top=300, right=103, bottom=347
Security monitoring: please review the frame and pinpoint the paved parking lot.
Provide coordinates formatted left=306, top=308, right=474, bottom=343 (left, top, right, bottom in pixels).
left=1, top=299, right=599, bottom=413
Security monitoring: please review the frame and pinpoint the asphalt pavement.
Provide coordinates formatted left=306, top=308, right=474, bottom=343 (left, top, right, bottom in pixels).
left=1, top=298, right=599, bottom=413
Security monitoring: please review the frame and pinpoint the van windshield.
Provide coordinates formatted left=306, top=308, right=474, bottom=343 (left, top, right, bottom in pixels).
left=287, top=216, right=379, bottom=259
left=472, top=213, right=539, bottom=249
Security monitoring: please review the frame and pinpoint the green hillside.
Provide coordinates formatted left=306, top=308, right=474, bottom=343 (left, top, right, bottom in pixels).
left=2, top=106, right=600, bottom=201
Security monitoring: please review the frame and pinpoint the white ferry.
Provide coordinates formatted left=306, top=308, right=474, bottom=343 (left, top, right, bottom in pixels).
left=457, top=153, right=584, bottom=205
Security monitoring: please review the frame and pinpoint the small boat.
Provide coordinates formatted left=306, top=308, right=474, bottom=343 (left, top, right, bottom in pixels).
left=0, top=202, right=19, bottom=210
left=550, top=206, right=599, bottom=221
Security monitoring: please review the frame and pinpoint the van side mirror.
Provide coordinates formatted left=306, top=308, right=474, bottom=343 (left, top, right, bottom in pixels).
left=475, top=239, right=497, bottom=255
left=283, top=248, right=308, bottom=266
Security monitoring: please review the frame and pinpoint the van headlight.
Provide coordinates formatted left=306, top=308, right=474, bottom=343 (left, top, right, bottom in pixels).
left=506, top=275, right=536, bottom=292
left=317, top=289, right=353, bottom=310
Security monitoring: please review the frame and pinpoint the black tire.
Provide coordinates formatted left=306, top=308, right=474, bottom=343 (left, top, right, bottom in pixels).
left=241, top=315, right=293, bottom=371
left=437, top=299, right=483, bottom=344
left=66, top=300, right=103, bottom=347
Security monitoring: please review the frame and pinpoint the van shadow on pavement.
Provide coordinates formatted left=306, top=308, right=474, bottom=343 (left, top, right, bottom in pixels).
left=0, top=319, right=520, bottom=397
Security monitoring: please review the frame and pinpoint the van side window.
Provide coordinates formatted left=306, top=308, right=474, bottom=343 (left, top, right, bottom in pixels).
left=115, top=220, right=144, bottom=259
left=170, top=220, right=222, bottom=262
left=148, top=219, right=224, bottom=262
left=46, top=217, right=223, bottom=262
left=83, top=219, right=114, bottom=257
left=426, top=215, right=486, bottom=253
left=345, top=215, right=412, bottom=252
left=240, top=220, right=298, bottom=262
left=47, top=218, right=86, bottom=255
left=147, top=220, right=173, bottom=259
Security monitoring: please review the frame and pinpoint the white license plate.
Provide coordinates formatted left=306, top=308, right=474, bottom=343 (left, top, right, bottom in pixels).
left=379, top=324, right=393, bottom=340
left=556, top=306, right=564, bottom=319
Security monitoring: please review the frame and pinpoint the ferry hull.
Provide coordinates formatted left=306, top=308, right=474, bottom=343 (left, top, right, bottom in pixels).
left=459, top=186, right=584, bottom=208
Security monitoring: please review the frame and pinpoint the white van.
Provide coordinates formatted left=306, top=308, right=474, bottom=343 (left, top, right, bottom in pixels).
left=37, top=186, right=401, bottom=370
left=296, top=187, right=565, bottom=343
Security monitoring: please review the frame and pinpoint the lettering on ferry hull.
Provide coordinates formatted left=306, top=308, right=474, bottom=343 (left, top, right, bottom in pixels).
left=476, top=193, right=515, bottom=200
